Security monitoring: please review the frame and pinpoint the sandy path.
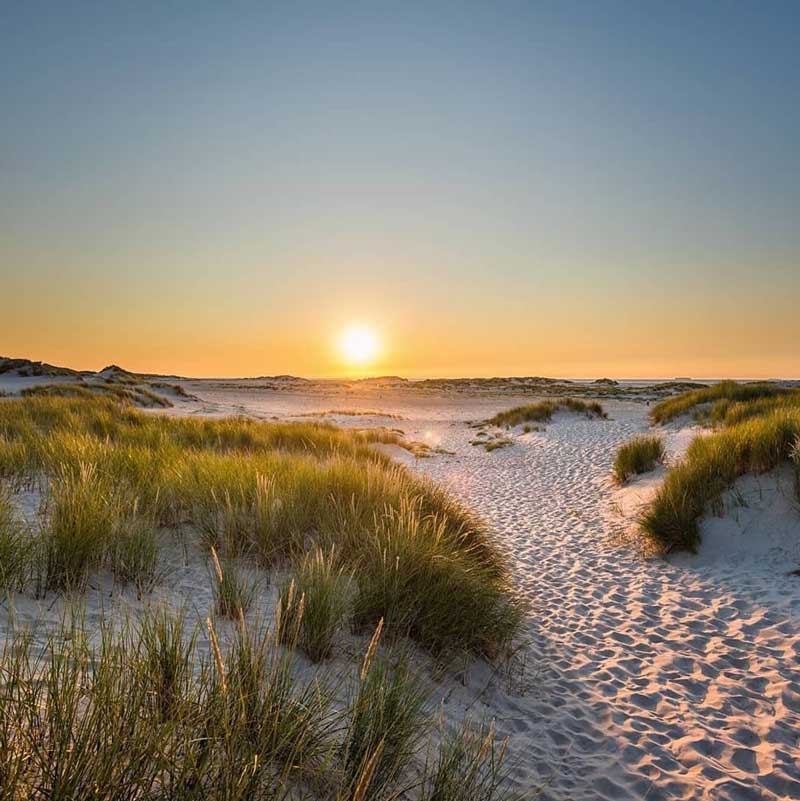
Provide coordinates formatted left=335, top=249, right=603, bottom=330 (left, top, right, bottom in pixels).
left=174, top=386, right=800, bottom=800
left=5, top=381, right=799, bottom=799
left=21, top=380, right=791, bottom=801
left=413, top=401, right=800, bottom=801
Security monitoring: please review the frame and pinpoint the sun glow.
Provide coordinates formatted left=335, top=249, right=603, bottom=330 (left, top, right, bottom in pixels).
left=339, top=324, right=379, bottom=367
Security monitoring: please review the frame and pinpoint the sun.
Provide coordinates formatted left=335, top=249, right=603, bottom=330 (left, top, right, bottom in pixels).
left=339, top=324, right=379, bottom=366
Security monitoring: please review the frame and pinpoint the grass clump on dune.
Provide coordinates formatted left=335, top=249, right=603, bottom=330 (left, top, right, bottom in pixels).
left=108, top=510, right=160, bottom=596
left=793, top=439, right=800, bottom=499
left=489, top=398, right=606, bottom=428
left=484, top=438, right=513, bottom=452
left=0, top=610, right=517, bottom=800
left=649, top=380, right=792, bottom=425
left=641, top=411, right=800, bottom=553
left=0, top=612, right=336, bottom=800
left=136, top=608, right=197, bottom=722
left=350, top=500, right=520, bottom=658
left=341, top=622, right=427, bottom=800
left=209, top=547, right=256, bottom=619
left=0, top=395, right=520, bottom=659
left=39, top=461, right=120, bottom=592
left=0, top=489, right=28, bottom=591
left=279, top=548, right=350, bottom=662
left=420, top=721, right=511, bottom=801
left=613, top=435, right=665, bottom=483
left=22, top=381, right=174, bottom=408
left=707, top=392, right=800, bottom=428
left=300, top=408, right=404, bottom=419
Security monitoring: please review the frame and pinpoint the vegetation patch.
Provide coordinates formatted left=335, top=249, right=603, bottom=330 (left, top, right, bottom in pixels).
left=146, top=379, right=196, bottom=399
left=22, top=381, right=173, bottom=408
left=341, top=624, right=427, bottom=799
left=278, top=548, right=350, bottom=662
left=0, top=611, right=517, bottom=800
left=613, top=435, right=665, bottom=483
left=0, top=395, right=520, bottom=658
left=470, top=436, right=512, bottom=452
left=0, top=489, right=28, bottom=591
left=641, top=411, right=800, bottom=553
left=488, top=398, right=606, bottom=428
left=300, top=408, right=404, bottom=419
left=484, top=439, right=513, bottom=452
left=649, top=381, right=794, bottom=425
left=420, top=721, right=512, bottom=801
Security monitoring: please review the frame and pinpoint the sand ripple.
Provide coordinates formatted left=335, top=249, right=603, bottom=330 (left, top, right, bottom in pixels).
left=415, top=403, right=800, bottom=801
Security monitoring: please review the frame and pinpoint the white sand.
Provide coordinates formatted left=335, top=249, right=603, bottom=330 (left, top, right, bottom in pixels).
left=2, top=381, right=800, bottom=800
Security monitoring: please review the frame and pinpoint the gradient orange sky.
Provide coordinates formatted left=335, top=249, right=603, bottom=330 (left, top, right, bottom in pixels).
left=2, top=4, right=799, bottom=380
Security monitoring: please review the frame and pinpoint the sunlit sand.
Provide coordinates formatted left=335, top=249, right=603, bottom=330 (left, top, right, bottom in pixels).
left=2, top=360, right=799, bottom=799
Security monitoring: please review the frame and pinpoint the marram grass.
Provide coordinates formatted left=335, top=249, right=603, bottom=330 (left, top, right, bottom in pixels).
left=22, top=380, right=174, bottom=407
left=640, top=410, right=800, bottom=553
left=613, top=435, right=665, bottom=483
left=489, top=398, right=606, bottom=428
left=278, top=547, right=350, bottom=661
left=649, top=380, right=794, bottom=425
left=0, top=488, right=28, bottom=591
left=0, top=395, right=520, bottom=658
left=0, top=611, right=518, bottom=801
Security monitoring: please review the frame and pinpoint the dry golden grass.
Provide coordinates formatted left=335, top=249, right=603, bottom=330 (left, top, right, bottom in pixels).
left=0, top=395, right=520, bottom=658
left=489, top=398, right=606, bottom=428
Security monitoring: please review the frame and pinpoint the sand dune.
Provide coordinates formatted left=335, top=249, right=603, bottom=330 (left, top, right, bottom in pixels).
left=228, top=389, right=800, bottom=800
left=2, top=380, right=799, bottom=800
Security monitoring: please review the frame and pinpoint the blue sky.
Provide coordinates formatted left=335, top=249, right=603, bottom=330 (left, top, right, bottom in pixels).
left=2, top=2, right=798, bottom=377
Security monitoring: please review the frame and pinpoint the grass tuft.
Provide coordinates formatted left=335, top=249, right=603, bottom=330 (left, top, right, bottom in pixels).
left=281, top=548, right=350, bottom=661
left=351, top=499, right=521, bottom=657
left=640, top=411, right=800, bottom=553
left=613, top=435, right=665, bottom=483
left=420, top=720, right=512, bottom=801
left=489, top=398, right=606, bottom=428
left=341, top=623, right=427, bottom=799
left=484, top=439, right=513, bottom=452
left=649, top=381, right=793, bottom=425
left=109, top=509, right=160, bottom=596
left=793, top=437, right=800, bottom=501
left=137, top=607, right=198, bottom=721
left=0, top=490, right=28, bottom=591
left=39, top=461, right=117, bottom=592
left=210, top=547, right=256, bottom=618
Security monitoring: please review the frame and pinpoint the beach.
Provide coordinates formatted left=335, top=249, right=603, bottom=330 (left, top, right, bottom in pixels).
left=202, top=384, right=800, bottom=800
left=2, top=374, right=799, bottom=799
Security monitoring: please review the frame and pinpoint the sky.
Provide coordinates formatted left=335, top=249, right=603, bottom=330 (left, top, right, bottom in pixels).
left=2, top=1, right=799, bottom=379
